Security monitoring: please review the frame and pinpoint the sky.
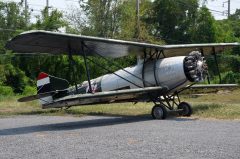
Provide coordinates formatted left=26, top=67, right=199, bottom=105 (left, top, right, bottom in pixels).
left=2, top=0, right=240, bottom=22
left=206, top=0, right=240, bottom=19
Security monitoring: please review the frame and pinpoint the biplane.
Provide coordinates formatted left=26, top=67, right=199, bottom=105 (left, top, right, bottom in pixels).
left=6, top=30, right=240, bottom=119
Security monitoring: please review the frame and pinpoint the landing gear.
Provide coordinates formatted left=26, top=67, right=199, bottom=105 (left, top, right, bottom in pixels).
left=150, top=91, right=193, bottom=119
left=178, top=102, right=192, bottom=116
left=151, top=105, right=168, bottom=119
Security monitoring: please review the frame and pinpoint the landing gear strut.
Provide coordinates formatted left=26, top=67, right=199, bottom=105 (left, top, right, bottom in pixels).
left=151, top=91, right=193, bottom=119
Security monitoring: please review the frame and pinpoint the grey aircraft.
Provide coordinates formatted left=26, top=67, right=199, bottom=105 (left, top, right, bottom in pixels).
left=6, top=30, right=239, bottom=119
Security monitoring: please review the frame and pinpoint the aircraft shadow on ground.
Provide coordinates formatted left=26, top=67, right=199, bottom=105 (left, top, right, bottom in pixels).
left=0, top=115, right=196, bottom=136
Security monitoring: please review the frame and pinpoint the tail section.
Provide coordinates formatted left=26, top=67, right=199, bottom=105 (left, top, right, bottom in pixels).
left=37, top=72, right=69, bottom=105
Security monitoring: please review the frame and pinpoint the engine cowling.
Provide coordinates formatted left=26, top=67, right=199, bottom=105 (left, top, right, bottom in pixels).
left=183, top=51, right=208, bottom=82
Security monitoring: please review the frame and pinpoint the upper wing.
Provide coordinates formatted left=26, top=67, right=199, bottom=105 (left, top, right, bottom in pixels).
left=6, top=30, right=240, bottom=58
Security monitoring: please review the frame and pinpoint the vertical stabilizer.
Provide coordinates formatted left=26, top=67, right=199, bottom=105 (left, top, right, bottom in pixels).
left=37, top=72, right=53, bottom=105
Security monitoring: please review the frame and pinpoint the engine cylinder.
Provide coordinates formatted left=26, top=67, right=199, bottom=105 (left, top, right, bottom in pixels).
left=183, top=51, right=208, bottom=82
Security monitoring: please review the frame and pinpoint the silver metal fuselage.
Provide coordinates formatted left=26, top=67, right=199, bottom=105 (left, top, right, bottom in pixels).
left=82, top=56, right=189, bottom=93
left=43, top=56, right=197, bottom=108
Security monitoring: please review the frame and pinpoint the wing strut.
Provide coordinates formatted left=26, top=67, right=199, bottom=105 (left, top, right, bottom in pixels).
left=212, top=47, right=222, bottom=84
left=86, top=57, right=142, bottom=88
left=142, top=50, right=147, bottom=87
left=68, top=43, right=78, bottom=93
left=200, top=48, right=210, bottom=84
left=81, top=42, right=93, bottom=93
left=82, top=43, right=155, bottom=87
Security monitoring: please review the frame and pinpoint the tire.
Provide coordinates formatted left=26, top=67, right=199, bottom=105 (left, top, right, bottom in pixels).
left=151, top=105, right=168, bottom=120
left=178, top=102, right=193, bottom=116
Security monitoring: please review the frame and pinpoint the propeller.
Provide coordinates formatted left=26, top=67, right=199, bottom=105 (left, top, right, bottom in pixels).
left=184, top=51, right=208, bottom=82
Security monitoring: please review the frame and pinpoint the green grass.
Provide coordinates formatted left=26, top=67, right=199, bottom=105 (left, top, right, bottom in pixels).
left=0, top=95, right=153, bottom=117
left=0, top=89, right=239, bottom=119
left=0, top=95, right=59, bottom=117
left=182, top=89, right=240, bottom=119
left=192, top=103, right=240, bottom=119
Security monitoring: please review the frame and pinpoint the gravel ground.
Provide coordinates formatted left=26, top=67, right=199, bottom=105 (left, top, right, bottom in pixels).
left=0, top=115, right=239, bottom=159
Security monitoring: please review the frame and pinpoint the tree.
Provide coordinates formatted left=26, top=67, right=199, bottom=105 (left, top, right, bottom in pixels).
left=118, top=0, right=155, bottom=42
left=0, top=1, right=27, bottom=54
left=68, top=0, right=153, bottom=41
left=33, top=7, right=67, bottom=31
left=228, top=9, right=240, bottom=39
left=0, top=2, right=32, bottom=94
left=68, top=0, right=123, bottom=38
left=190, top=6, right=217, bottom=43
left=148, top=0, right=199, bottom=44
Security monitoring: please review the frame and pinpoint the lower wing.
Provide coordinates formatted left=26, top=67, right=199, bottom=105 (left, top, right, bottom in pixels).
left=42, top=86, right=168, bottom=109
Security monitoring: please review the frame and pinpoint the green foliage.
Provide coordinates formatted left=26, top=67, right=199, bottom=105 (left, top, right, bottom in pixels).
left=22, top=86, right=36, bottom=95
left=68, top=0, right=156, bottom=42
left=3, top=64, right=29, bottom=93
left=219, top=55, right=240, bottom=72
left=33, top=7, right=67, bottom=31
left=221, top=71, right=240, bottom=84
left=149, top=0, right=199, bottom=44
left=229, top=9, right=240, bottom=38
left=0, top=85, right=14, bottom=96
left=0, top=1, right=27, bottom=53
left=215, top=20, right=236, bottom=43
left=0, top=1, right=33, bottom=95
left=116, top=1, right=136, bottom=39
left=0, top=64, right=6, bottom=85
left=190, top=7, right=217, bottom=43
left=75, top=0, right=122, bottom=37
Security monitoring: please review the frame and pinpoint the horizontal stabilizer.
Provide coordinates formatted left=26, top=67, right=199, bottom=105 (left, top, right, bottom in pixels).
left=18, top=90, right=67, bottom=102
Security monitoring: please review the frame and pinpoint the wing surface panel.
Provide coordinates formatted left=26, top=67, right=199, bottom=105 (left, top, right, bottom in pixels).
left=190, top=84, right=238, bottom=89
left=43, top=86, right=168, bottom=108
left=6, top=30, right=240, bottom=58
left=187, top=84, right=239, bottom=94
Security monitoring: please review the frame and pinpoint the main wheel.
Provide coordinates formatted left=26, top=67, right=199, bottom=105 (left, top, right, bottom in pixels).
left=151, top=105, right=168, bottom=120
left=178, top=102, right=193, bottom=116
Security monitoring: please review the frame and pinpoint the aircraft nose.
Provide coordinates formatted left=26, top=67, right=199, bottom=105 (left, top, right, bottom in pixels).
left=184, top=51, right=208, bottom=82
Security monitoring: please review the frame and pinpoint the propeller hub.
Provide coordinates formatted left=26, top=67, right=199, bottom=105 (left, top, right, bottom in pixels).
left=184, top=51, right=208, bottom=82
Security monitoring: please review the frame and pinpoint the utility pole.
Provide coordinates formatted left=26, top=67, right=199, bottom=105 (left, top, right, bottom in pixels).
left=46, top=0, right=49, bottom=16
left=24, top=0, right=28, bottom=24
left=135, top=0, right=140, bottom=39
left=228, top=0, right=230, bottom=18
left=136, top=0, right=140, bottom=26
left=223, top=0, right=231, bottom=18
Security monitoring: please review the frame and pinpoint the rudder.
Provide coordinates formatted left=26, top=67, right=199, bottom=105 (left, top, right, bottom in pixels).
left=37, top=72, right=69, bottom=105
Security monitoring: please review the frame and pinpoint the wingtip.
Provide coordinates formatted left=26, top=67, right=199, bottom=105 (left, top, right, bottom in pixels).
left=18, top=96, right=30, bottom=102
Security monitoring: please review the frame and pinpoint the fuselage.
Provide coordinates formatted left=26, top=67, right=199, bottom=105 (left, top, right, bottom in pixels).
left=39, top=51, right=207, bottom=107
left=70, top=56, right=191, bottom=95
